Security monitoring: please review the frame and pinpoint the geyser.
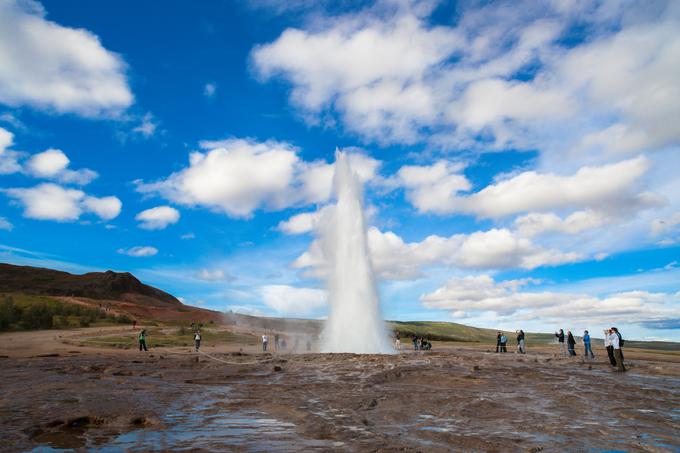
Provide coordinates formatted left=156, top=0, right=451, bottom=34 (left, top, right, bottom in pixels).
left=320, top=151, right=392, bottom=354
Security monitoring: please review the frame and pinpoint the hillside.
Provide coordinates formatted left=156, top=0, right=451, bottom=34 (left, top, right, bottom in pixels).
left=0, top=263, right=180, bottom=306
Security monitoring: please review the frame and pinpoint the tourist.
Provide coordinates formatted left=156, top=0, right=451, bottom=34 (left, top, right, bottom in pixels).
left=262, top=333, right=269, bottom=351
left=609, top=327, right=625, bottom=372
left=499, top=333, right=507, bottom=353
left=516, top=330, right=525, bottom=354
left=496, top=331, right=502, bottom=353
left=412, top=335, right=418, bottom=350
left=567, top=331, right=577, bottom=356
left=274, top=334, right=280, bottom=351
left=139, top=329, right=148, bottom=352
left=555, top=329, right=566, bottom=355
left=394, top=331, right=401, bottom=350
left=583, top=330, right=595, bottom=359
left=605, top=329, right=616, bottom=366
left=194, top=329, right=201, bottom=352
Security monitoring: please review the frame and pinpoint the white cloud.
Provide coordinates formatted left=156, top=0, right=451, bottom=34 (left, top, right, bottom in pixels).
left=136, top=139, right=381, bottom=218
left=204, top=82, right=217, bottom=98
left=651, top=212, right=680, bottom=236
left=0, top=0, right=133, bottom=116
left=82, top=195, right=122, bottom=220
left=398, top=156, right=657, bottom=218
left=181, top=232, right=196, bottom=240
left=514, top=210, right=611, bottom=237
left=0, top=217, right=13, bottom=231
left=421, top=274, right=680, bottom=327
left=25, top=148, right=98, bottom=185
left=132, top=112, right=158, bottom=138
left=294, top=225, right=583, bottom=281
left=260, top=284, right=326, bottom=315
left=135, top=206, right=180, bottom=230
left=4, top=183, right=121, bottom=221
left=117, top=246, right=158, bottom=257
left=0, top=127, right=22, bottom=174
left=277, top=210, right=323, bottom=235
left=195, top=268, right=233, bottom=282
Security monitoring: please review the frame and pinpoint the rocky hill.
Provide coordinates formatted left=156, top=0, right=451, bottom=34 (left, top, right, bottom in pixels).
left=0, top=263, right=180, bottom=306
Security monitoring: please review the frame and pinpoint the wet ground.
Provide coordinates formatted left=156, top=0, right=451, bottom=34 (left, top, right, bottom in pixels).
left=1, top=342, right=679, bottom=452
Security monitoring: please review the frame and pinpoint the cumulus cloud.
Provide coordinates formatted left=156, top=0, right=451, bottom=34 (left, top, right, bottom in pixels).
left=25, top=148, right=98, bottom=185
left=117, top=246, right=158, bottom=257
left=277, top=210, right=323, bottom=235
left=0, top=127, right=22, bottom=174
left=136, top=139, right=380, bottom=218
left=261, top=284, right=326, bottom=315
left=421, top=274, right=680, bottom=327
left=398, top=156, right=658, bottom=218
left=294, top=225, right=583, bottom=281
left=514, top=210, right=612, bottom=237
left=252, top=1, right=680, bottom=157
left=0, top=0, right=133, bottom=116
left=4, top=183, right=121, bottom=221
left=135, top=206, right=180, bottom=230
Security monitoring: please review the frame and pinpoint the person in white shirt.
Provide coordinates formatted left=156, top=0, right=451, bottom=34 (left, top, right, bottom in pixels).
left=608, top=328, right=625, bottom=371
left=604, top=329, right=616, bottom=366
left=262, top=334, right=269, bottom=352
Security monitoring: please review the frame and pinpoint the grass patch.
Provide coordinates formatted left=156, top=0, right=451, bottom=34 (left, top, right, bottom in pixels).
left=81, top=327, right=257, bottom=349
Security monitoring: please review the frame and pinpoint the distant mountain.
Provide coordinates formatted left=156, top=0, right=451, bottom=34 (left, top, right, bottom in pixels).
left=0, top=263, right=180, bottom=306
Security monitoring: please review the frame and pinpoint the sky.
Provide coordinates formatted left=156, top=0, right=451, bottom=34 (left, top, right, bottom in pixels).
left=0, top=0, right=679, bottom=341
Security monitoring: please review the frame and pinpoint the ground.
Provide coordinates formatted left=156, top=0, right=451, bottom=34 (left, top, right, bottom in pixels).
left=1, top=326, right=679, bottom=452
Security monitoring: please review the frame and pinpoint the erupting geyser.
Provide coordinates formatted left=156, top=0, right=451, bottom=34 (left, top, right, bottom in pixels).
left=320, top=151, right=392, bottom=354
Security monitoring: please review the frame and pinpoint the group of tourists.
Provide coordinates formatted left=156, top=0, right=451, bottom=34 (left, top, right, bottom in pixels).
left=554, top=327, right=625, bottom=371
left=411, top=335, right=432, bottom=350
left=495, top=330, right=526, bottom=353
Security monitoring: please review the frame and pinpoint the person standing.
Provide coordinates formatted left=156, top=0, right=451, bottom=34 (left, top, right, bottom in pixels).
left=583, top=330, right=595, bottom=359
left=496, top=331, right=502, bottom=353
left=566, top=331, right=577, bottom=356
left=605, top=329, right=616, bottom=366
left=139, top=329, right=148, bottom=352
left=609, top=328, right=625, bottom=371
left=516, top=330, right=525, bottom=354
left=262, top=333, right=269, bottom=351
left=394, top=331, right=401, bottom=351
left=194, top=329, right=201, bottom=352
left=555, top=329, right=566, bottom=355
left=500, top=333, right=507, bottom=353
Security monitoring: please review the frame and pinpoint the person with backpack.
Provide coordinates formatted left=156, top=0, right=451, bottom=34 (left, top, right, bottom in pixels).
left=139, top=329, right=148, bottom=352
left=608, top=327, right=625, bottom=371
left=496, top=331, right=502, bottom=353
left=566, top=331, right=577, bottom=356
left=583, top=330, right=595, bottom=359
left=555, top=329, right=566, bottom=355
left=516, top=330, right=526, bottom=354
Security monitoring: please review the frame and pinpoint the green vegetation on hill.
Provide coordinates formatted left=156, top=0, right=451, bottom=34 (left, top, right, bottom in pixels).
left=0, top=294, right=131, bottom=331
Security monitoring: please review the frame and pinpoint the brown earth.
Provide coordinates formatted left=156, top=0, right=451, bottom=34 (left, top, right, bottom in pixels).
left=1, top=327, right=679, bottom=452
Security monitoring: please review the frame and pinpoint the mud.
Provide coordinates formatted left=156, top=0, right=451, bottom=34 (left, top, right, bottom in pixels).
left=1, top=338, right=679, bottom=452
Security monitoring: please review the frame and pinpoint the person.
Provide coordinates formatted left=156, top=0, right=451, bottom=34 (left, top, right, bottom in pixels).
left=609, top=327, right=625, bottom=371
left=604, top=329, right=616, bottom=366
left=194, top=329, right=201, bottom=351
left=496, top=331, right=502, bottom=353
left=139, top=329, right=148, bottom=352
left=516, top=330, right=525, bottom=354
left=566, top=331, right=577, bottom=356
left=262, top=333, right=269, bottom=351
left=499, top=333, right=507, bottom=353
left=555, top=329, right=566, bottom=355
left=583, top=330, right=595, bottom=359
left=274, top=334, right=280, bottom=351
left=394, top=331, right=401, bottom=351
left=412, top=335, right=418, bottom=350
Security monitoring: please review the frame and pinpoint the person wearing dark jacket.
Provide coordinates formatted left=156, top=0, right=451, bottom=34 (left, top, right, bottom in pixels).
left=496, top=331, right=502, bottom=353
left=516, top=330, right=526, bottom=354
left=566, top=331, right=577, bottom=356
left=555, top=329, right=566, bottom=355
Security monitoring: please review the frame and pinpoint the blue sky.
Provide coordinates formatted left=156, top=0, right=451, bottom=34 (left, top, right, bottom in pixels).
left=1, top=0, right=679, bottom=340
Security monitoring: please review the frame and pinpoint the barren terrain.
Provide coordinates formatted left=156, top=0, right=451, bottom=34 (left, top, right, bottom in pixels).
left=1, top=326, right=679, bottom=452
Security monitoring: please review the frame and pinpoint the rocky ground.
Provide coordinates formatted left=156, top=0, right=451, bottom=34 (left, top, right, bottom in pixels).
left=1, top=328, right=679, bottom=452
